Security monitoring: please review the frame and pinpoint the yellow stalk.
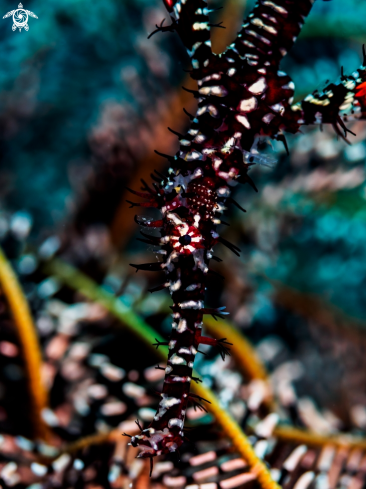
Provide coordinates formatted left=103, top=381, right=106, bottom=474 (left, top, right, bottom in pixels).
left=60, top=424, right=366, bottom=464
left=64, top=429, right=122, bottom=454
left=193, top=383, right=280, bottom=489
left=0, top=246, right=50, bottom=440
left=274, top=426, right=366, bottom=450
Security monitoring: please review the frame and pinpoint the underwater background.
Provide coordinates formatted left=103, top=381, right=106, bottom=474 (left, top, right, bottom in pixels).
left=1, top=0, right=366, bottom=487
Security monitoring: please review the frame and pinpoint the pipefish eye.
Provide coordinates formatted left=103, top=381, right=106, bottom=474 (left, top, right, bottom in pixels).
left=179, top=234, right=192, bottom=246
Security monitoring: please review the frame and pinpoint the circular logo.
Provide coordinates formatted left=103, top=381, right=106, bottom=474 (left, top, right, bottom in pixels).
left=12, top=8, right=28, bottom=28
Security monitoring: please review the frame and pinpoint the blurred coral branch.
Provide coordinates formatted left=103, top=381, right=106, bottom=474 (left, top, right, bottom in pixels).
left=0, top=246, right=51, bottom=440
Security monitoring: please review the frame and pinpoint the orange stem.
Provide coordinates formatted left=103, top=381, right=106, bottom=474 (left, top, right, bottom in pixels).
left=0, top=246, right=50, bottom=440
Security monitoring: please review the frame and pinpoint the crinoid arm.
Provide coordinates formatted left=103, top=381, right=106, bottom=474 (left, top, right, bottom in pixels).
left=127, top=0, right=366, bottom=468
left=289, top=58, right=366, bottom=141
